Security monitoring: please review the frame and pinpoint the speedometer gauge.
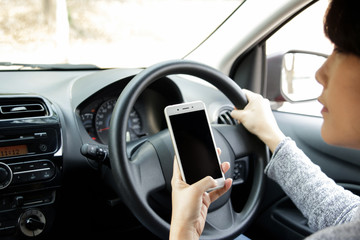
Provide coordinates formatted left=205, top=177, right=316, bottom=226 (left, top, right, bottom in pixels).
left=95, top=98, right=143, bottom=145
left=95, top=99, right=116, bottom=144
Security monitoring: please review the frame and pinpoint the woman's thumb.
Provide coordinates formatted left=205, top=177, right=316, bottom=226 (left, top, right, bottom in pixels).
left=193, top=176, right=217, bottom=193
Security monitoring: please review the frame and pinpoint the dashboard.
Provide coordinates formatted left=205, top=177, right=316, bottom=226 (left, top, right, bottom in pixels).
left=0, top=67, right=233, bottom=239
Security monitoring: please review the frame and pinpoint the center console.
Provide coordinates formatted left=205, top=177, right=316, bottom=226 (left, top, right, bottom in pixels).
left=0, top=95, right=62, bottom=238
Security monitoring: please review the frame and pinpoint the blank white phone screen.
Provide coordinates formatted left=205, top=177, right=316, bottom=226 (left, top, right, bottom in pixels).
left=170, top=109, right=222, bottom=184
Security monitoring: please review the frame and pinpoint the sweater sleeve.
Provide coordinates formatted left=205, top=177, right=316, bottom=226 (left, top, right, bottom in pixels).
left=264, top=137, right=360, bottom=231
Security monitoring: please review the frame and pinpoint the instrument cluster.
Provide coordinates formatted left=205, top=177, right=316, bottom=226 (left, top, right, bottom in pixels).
left=77, top=77, right=182, bottom=145
left=80, top=97, right=144, bottom=144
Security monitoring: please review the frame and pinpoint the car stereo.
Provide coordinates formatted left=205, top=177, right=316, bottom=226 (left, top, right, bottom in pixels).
left=0, top=95, right=62, bottom=238
left=0, top=128, right=60, bottom=189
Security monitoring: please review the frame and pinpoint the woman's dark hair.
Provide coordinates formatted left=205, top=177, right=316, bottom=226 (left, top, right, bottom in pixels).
left=324, top=0, right=360, bottom=57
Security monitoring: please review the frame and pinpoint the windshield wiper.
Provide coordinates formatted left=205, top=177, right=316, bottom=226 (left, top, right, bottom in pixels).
left=0, top=62, right=100, bottom=70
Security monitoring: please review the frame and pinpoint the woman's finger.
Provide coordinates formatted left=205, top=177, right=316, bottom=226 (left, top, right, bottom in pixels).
left=221, top=162, right=230, bottom=174
left=217, top=147, right=222, bottom=155
left=209, top=178, right=233, bottom=202
left=193, top=176, right=218, bottom=194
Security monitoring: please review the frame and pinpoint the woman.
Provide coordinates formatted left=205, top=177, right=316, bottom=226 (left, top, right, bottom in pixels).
left=170, top=0, right=360, bottom=239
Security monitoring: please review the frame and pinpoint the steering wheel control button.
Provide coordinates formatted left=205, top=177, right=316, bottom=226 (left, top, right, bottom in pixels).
left=233, top=156, right=249, bottom=185
left=19, top=209, right=46, bottom=237
left=0, top=162, right=13, bottom=189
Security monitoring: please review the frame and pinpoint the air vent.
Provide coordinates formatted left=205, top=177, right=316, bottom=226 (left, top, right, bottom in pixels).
left=0, top=99, right=49, bottom=120
left=217, top=110, right=238, bottom=125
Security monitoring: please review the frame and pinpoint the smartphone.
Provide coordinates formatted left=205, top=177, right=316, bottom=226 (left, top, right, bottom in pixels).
left=164, top=101, right=225, bottom=191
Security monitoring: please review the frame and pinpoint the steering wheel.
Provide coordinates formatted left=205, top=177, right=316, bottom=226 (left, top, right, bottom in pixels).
left=109, top=60, right=268, bottom=239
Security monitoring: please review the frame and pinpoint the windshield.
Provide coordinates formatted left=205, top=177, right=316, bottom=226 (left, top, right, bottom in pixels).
left=1, top=0, right=241, bottom=69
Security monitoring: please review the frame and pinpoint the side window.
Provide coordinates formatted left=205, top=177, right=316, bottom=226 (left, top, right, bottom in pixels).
left=266, top=0, right=332, bottom=117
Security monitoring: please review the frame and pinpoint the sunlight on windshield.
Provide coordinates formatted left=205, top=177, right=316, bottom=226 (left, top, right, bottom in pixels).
left=0, top=0, right=240, bottom=68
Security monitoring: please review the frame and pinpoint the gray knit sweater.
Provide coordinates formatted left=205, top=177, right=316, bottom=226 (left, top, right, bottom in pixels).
left=265, top=137, right=360, bottom=240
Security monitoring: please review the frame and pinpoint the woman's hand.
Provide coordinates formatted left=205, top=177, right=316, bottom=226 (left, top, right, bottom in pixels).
left=170, top=152, right=232, bottom=240
left=231, top=89, right=285, bottom=152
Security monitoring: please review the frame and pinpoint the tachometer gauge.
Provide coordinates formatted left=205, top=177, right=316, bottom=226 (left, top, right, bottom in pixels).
left=95, top=98, right=143, bottom=144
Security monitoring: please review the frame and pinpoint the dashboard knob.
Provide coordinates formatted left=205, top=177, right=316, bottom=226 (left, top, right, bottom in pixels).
left=19, top=209, right=46, bottom=237
left=26, top=216, right=45, bottom=231
left=0, top=167, right=8, bottom=181
left=0, top=162, right=12, bottom=189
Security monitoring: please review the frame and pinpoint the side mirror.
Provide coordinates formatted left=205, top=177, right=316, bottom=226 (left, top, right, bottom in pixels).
left=266, top=50, right=327, bottom=102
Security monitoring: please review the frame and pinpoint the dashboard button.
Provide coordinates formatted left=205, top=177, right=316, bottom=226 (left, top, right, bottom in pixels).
left=34, top=132, right=47, bottom=139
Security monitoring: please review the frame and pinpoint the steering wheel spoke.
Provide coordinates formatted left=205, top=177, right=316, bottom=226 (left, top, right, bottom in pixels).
left=128, top=141, right=166, bottom=196
left=203, top=200, right=237, bottom=239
